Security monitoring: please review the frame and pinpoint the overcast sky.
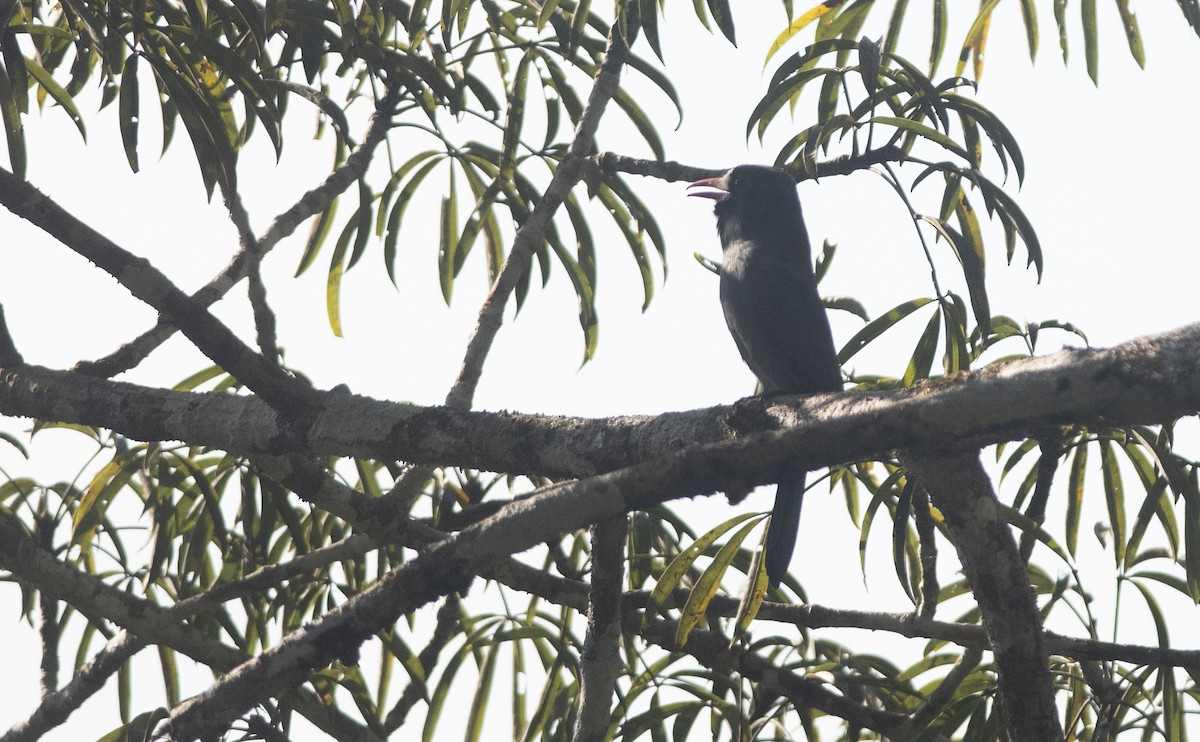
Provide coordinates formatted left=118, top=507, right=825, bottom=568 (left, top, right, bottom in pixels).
left=2, top=4, right=1199, bottom=739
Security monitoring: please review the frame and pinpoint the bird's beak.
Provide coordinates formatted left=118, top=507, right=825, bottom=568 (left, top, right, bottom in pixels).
left=687, top=175, right=729, bottom=201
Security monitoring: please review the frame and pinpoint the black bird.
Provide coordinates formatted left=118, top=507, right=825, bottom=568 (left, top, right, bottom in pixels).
left=689, top=164, right=843, bottom=588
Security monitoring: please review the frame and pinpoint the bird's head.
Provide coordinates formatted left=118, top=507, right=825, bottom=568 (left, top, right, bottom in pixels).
left=687, top=164, right=793, bottom=200
left=687, top=165, right=805, bottom=245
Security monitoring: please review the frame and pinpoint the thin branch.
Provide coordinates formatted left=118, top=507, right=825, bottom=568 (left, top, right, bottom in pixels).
left=444, top=26, right=629, bottom=411
left=2, top=630, right=141, bottom=742
left=0, top=165, right=317, bottom=412
left=908, top=646, right=983, bottom=730
left=1020, top=435, right=1063, bottom=561
left=247, top=262, right=280, bottom=365
left=382, top=594, right=462, bottom=733
left=913, top=483, right=940, bottom=619
left=590, top=144, right=907, bottom=183
left=31, top=502, right=59, bottom=697
left=0, top=527, right=380, bottom=741
left=73, top=90, right=398, bottom=378
left=636, top=617, right=907, bottom=736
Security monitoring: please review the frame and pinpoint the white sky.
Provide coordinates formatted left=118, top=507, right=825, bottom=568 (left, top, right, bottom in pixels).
left=2, top=3, right=1199, bottom=739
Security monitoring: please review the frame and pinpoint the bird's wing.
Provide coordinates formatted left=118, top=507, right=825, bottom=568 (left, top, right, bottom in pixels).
left=720, top=244, right=842, bottom=395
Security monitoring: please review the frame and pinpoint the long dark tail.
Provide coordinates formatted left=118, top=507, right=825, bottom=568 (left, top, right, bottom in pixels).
left=765, top=472, right=806, bottom=588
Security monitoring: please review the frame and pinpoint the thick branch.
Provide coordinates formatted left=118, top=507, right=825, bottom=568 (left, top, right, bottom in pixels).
left=3, top=323, right=1200, bottom=481
left=573, top=517, right=628, bottom=742
left=907, top=452, right=1063, bottom=740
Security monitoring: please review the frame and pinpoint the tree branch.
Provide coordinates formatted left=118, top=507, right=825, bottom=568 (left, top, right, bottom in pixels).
left=907, top=452, right=1063, bottom=740
left=572, top=517, right=627, bottom=742
left=71, top=90, right=398, bottom=378
left=0, top=303, right=22, bottom=366
left=445, top=25, right=628, bottom=410
left=3, top=323, right=1199, bottom=483
left=0, top=166, right=317, bottom=412
left=589, top=144, right=908, bottom=184
left=636, top=617, right=908, bottom=736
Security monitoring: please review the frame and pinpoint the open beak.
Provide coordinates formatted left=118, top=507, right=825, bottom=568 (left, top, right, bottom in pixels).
left=687, top=175, right=729, bottom=201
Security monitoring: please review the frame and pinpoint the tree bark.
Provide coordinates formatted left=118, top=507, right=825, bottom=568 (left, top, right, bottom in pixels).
left=907, top=453, right=1064, bottom=741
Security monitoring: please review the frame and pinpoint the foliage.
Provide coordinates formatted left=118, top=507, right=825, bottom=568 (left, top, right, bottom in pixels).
left=2, top=1, right=1200, bottom=740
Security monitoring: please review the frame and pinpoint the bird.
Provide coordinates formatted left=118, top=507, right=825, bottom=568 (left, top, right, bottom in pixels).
left=688, top=164, right=843, bottom=588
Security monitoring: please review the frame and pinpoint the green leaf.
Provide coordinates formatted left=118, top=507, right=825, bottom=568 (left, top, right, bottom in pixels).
left=73, top=449, right=142, bottom=547
left=465, top=643, right=498, bottom=742
left=142, top=52, right=235, bottom=199
left=1127, top=577, right=1171, bottom=649
left=706, top=0, right=735, bottom=45
left=644, top=511, right=766, bottom=625
left=1115, top=0, right=1145, bottom=67
left=952, top=191, right=990, bottom=335
left=956, top=0, right=1003, bottom=80
left=749, top=66, right=837, bottom=141
left=838, top=297, right=935, bottom=364
left=1184, top=469, right=1200, bottom=601
left=1018, top=0, right=1038, bottom=60
left=929, top=0, right=947, bottom=73
left=0, top=28, right=26, bottom=115
left=942, top=94, right=1026, bottom=184
left=902, top=304, right=941, bottom=385
left=675, top=516, right=762, bottom=644
left=325, top=208, right=353, bottom=337
left=873, top=115, right=970, bottom=160
left=437, top=171, right=458, bottom=304
left=295, top=195, right=338, bottom=277
left=1054, top=0, right=1069, bottom=63
left=858, top=467, right=906, bottom=579
left=1065, top=441, right=1087, bottom=556
left=0, top=55, right=25, bottom=178
left=596, top=183, right=654, bottom=311
left=1082, top=0, right=1099, bottom=84
left=611, top=86, right=665, bottom=161
left=824, top=295, right=869, bottom=321
left=998, top=503, right=1075, bottom=568
left=23, top=56, right=85, bottom=139
left=266, top=79, right=352, bottom=143
left=118, top=53, right=140, bottom=171
left=882, top=0, right=908, bottom=59
left=766, top=1, right=846, bottom=63
left=1099, top=438, right=1126, bottom=566
left=380, top=152, right=442, bottom=286
left=891, top=480, right=916, bottom=603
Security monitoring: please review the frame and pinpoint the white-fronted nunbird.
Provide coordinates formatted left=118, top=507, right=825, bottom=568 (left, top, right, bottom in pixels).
left=689, top=164, right=843, bottom=588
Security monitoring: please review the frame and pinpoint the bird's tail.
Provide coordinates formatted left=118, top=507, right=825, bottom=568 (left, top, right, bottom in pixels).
left=765, top=472, right=806, bottom=588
